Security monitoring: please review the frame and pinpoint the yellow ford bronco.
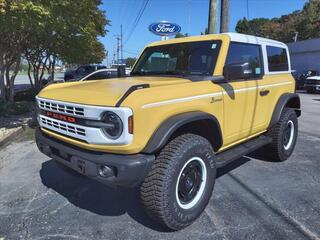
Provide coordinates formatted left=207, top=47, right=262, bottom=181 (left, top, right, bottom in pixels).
left=35, top=33, right=301, bottom=230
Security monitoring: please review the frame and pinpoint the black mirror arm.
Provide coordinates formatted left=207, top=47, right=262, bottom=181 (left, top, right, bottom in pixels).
left=211, top=75, right=227, bottom=84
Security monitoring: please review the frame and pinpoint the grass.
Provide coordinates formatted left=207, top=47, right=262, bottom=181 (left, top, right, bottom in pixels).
left=0, top=100, right=34, bottom=116
left=16, top=126, right=35, bottom=142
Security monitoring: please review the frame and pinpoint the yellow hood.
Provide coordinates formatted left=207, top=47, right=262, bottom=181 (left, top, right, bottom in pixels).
left=37, top=76, right=191, bottom=106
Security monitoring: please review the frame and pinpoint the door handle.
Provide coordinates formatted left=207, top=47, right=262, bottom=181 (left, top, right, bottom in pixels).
left=260, top=89, right=270, bottom=96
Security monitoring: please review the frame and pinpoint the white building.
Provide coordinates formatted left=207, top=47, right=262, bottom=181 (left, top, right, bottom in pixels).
left=287, top=38, right=320, bottom=74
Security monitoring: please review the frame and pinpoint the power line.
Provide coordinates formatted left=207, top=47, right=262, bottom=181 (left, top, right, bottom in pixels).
left=247, top=0, right=250, bottom=20
left=124, top=0, right=148, bottom=43
left=124, top=0, right=150, bottom=44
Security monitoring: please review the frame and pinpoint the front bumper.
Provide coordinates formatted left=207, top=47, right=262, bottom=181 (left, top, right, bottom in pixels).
left=35, top=128, right=154, bottom=188
left=304, top=84, right=320, bottom=91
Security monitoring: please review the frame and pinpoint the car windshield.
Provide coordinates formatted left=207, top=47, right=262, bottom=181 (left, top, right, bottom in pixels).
left=131, top=40, right=221, bottom=77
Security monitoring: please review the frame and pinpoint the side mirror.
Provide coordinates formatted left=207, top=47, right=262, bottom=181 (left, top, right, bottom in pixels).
left=117, top=66, right=126, bottom=78
left=223, top=62, right=252, bottom=81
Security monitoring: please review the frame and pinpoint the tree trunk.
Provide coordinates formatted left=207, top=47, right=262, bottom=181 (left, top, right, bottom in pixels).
left=27, top=61, right=34, bottom=89
left=7, top=58, right=21, bottom=102
left=0, top=69, right=6, bottom=101
left=0, top=55, right=6, bottom=101
left=51, top=55, right=56, bottom=81
left=33, top=64, right=39, bottom=91
left=39, top=56, right=48, bottom=88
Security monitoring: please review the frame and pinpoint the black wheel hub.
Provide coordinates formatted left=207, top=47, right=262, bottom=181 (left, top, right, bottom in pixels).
left=178, top=161, right=202, bottom=204
left=283, top=122, right=292, bottom=147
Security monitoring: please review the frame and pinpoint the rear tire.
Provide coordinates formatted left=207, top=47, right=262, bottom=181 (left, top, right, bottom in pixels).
left=140, top=134, right=216, bottom=230
left=263, top=108, right=298, bottom=161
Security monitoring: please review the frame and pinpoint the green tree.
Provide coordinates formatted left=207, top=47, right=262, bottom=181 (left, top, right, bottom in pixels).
left=0, top=0, right=109, bottom=101
left=235, top=0, right=320, bottom=43
left=125, top=57, right=137, bottom=68
left=24, top=0, right=109, bottom=91
left=0, top=0, right=47, bottom=101
left=300, top=0, right=320, bottom=40
left=236, top=17, right=271, bottom=37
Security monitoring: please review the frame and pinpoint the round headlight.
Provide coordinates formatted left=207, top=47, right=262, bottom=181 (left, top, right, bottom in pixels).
left=101, top=111, right=123, bottom=139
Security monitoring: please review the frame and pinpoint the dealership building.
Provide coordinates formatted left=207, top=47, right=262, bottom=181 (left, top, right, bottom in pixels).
left=287, top=38, right=320, bottom=74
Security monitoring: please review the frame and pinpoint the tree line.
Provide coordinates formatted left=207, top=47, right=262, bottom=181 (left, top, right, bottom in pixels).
left=0, top=0, right=109, bottom=101
left=236, top=0, right=320, bottom=43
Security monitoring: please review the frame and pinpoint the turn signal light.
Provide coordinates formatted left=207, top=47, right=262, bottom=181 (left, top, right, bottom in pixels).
left=128, top=116, right=134, bottom=134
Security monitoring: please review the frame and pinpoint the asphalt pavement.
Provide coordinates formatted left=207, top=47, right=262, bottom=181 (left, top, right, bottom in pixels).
left=0, top=92, right=319, bottom=240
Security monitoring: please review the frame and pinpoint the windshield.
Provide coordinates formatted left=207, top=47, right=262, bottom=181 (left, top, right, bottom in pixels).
left=132, top=40, right=221, bottom=76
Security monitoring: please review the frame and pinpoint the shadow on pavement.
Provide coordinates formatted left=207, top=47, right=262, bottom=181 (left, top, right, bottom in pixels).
left=217, top=156, right=251, bottom=178
left=40, top=156, right=256, bottom=232
left=40, top=159, right=170, bottom=232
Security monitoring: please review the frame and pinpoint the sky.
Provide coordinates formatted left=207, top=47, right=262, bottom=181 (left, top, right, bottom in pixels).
left=100, top=0, right=309, bottom=65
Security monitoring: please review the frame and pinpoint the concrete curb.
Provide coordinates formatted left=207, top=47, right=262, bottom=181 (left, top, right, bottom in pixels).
left=0, top=126, right=24, bottom=148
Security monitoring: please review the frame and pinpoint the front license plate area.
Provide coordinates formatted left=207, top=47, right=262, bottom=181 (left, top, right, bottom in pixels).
left=76, top=159, right=86, bottom=174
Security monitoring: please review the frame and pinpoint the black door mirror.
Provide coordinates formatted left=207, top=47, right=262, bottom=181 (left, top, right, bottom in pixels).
left=223, top=62, right=252, bottom=81
left=117, top=65, right=126, bottom=78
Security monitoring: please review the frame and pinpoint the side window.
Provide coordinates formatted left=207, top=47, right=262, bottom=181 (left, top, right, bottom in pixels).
left=143, top=52, right=177, bottom=72
left=77, top=67, right=86, bottom=74
left=266, top=46, right=289, bottom=72
left=226, top=42, right=263, bottom=78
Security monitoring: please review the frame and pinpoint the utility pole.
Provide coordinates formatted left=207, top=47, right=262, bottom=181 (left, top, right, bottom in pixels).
left=106, top=50, right=109, bottom=67
left=208, top=0, right=218, bottom=34
left=112, top=45, right=116, bottom=65
left=115, top=35, right=120, bottom=64
left=120, top=24, right=123, bottom=64
left=220, top=0, right=230, bottom=33
left=114, top=25, right=124, bottom=65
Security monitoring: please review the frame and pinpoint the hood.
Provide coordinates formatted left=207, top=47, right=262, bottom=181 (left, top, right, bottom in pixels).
left=37, top=76, right=191, bottom=106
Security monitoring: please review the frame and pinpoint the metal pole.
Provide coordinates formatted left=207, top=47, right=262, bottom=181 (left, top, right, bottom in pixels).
left=120, top=24, right=123, bottom=64
left=294, top=32, right=299, bottom=42
left=208, top=0, right=218, bottom=34
left=116, top=36, right=120, bottom=64
left=220, top=0, right=230, bottom=33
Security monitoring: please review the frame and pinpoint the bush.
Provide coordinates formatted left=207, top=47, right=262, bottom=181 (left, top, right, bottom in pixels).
left=0, top=101, right=33, bottom=116
left=14, top=88, right=37, bottom=102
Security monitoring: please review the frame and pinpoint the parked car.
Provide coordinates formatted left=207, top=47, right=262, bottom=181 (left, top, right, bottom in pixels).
left=64, top=64, right=107, bottom=81
left=305, top=75, right=320, bottom=93
left=80, top=69, right=119, bottom=81
left=35, top=33, right=300, bottom=230
left=291, top=70, right=301, bottom=90
left=297, top=70, right=319, bottom=90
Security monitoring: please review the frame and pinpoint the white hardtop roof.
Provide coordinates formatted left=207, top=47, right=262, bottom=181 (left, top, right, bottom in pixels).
left=223, top=32, right=287, bottom=48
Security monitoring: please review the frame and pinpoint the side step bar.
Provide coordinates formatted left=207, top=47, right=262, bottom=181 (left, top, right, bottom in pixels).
left=215, top=135, right=272, bottom=168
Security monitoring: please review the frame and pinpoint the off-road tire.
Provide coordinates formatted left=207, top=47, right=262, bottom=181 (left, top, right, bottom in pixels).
left=264, top=108, right=298, bottom=161
left=140, top=134, right=216, bottom=230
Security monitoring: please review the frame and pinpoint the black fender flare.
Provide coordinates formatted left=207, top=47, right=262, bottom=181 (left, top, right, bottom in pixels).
left=142, top=111, right=223, bottom=154
left=268, top=93, right=301, bottom=129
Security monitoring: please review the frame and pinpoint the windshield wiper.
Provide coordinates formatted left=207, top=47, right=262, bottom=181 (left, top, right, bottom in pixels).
left=160, top=71, right=188, bottom=77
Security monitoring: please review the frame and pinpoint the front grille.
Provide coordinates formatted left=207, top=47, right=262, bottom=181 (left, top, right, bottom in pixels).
left=305, top=80, right=320, bottom=85
left=39, top=100, right=84, bottom=117
left=40, top=116, right=86, bottom=136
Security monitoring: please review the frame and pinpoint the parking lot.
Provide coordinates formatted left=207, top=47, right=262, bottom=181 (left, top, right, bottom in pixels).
left=0, top=92, right=319, bottom=240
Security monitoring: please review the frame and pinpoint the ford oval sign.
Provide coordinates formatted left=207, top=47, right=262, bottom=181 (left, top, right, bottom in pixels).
left=149, top=22, right=181, bottom=36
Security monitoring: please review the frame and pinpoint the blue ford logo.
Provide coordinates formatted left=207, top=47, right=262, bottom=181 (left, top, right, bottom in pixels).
left=149, top=22, right=181, bottom=36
